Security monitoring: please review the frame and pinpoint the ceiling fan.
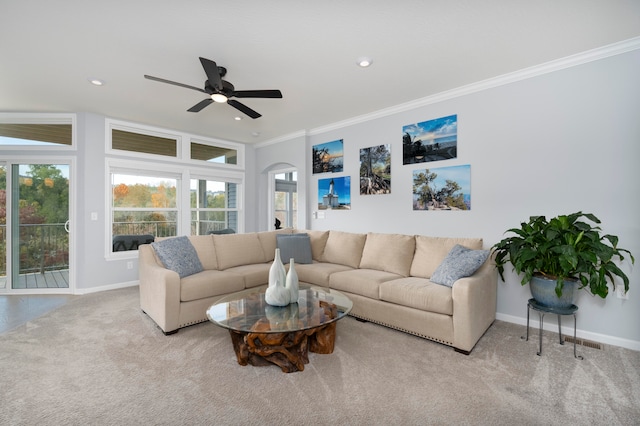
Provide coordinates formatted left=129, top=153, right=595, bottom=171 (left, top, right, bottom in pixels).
left=144, top=57, right=283, bottom=119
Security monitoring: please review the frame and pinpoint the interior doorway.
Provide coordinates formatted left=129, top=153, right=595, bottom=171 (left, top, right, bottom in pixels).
left=270, top=168, right=297, bottom=230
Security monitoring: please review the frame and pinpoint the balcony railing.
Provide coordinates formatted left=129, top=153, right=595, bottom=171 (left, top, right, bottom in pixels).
left=0, top=220, right=231, bottom=276
left=0, top=223, right=68, bottom=276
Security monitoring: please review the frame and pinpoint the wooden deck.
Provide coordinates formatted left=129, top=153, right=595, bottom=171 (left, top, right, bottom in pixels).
left=0, top=270, right=69, bottom=289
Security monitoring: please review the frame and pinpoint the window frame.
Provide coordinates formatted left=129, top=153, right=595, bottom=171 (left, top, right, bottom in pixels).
left=189, top=174, right=243, bottom=235
left=268, top=166, right=297, bottom=231
left=105, top=118, right=245, bottom=169
left=106, top=159, right=244, bottom=260
left=0, top=113, right=77, bottom=151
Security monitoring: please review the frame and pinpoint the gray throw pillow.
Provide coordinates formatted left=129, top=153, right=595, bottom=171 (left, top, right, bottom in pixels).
left=151, top=236, right=203, bottom=278
left=276, top=233, right=313, bottom=264
left=430, top=244, right=489, bottom=287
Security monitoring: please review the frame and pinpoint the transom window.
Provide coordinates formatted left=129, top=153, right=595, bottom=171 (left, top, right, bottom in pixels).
left=111, top=129, right=177, bottom=157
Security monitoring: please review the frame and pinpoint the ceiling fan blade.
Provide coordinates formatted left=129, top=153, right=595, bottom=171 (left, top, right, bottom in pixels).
left=188, top=98, right=214, bottom=112
left=144, top=75, right=207, bottom=94
left=227, top=99, right=261, bottom=119
left=199, top=57, right=223, bottom=90
left=233, top=89, right=283, bottom=99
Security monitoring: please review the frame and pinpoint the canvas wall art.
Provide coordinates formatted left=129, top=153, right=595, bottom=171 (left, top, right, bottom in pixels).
left=359, top=144, right=391, bottom=195
left=318, top=176, right=351, bottom=210
left=312, top=139, right=344, bottom=174
left=412, top=164, right=470, bottom=210
left=402, top=114, right=457, bottom=164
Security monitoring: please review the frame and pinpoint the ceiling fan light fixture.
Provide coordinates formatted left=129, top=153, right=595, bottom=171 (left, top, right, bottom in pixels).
left=211, top=93, right=228, bottom=103
left=356, top=57, right=373, bottom=67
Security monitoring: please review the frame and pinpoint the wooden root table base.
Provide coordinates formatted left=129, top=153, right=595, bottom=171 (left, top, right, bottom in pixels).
left=229, top=302, right=338, bottom=373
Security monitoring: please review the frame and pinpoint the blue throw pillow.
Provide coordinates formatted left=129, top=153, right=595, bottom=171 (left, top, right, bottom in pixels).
left=276, top=233, right=313, bottom=264
left=151, top=236, right=203, bottom=278
left=430, top=244, right=489, bottom=287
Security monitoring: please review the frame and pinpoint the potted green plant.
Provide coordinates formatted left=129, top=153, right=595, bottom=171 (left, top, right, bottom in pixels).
left=492, top=211, right=634, bottom=308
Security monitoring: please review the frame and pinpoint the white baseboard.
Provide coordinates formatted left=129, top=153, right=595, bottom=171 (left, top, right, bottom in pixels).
left=496, top=312, right=640, bottom=352
left=75, top=280, right=139, bottom=295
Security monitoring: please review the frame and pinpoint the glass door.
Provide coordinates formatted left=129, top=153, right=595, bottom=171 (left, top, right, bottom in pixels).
left=2, top=163, right=70, bottom=291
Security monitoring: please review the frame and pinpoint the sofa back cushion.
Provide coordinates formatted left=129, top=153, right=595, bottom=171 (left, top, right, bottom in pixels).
left=188, top=235, right=218, bottom=270
left=359, top=233, right=416, bottom=276
left=295, top=229, right=330, bottom=261
left=322, top=231, right=366, bottom=268
left=213, top=233, right=267, bottom=270
left=257, top=229, right=294, bottom=262
left=410, top=236, right=483, bottom=279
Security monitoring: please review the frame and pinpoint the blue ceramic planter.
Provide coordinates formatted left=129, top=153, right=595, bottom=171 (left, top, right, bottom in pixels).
left=529, top=275, right=577, bottom=309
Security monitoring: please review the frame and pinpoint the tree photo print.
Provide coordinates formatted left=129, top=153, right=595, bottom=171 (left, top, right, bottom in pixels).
left=360, top=144, right=390, bottom=195
left=412, top=164, right=470, bottom=211
left=312, top=139, right=344, bottom=174
left=403, top=115, right=457, bottom=165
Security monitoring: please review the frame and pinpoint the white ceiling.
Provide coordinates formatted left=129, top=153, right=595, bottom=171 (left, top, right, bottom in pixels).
left=2, top=1, right=639, bottom=144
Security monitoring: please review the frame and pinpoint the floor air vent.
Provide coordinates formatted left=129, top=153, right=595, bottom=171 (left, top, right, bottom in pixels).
left=563, top=336, right=602, bottom=350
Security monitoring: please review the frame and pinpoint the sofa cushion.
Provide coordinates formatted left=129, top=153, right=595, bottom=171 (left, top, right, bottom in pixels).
left=187, top=235, right=218, bottom=270
left=330, top=269, right=402, bottom=299
left=180, top=270, right=245, bottom=302
left=257, top=229, right=294, bottom=262
left=151, top=236, right=203, bottom=278
left=379, top=277, right=453, bottom=316
left=430, top=244, right=490, bottom=287
left=213, top=233, right=267, bottom=270
left=359, top=233, right=415, bottom=276
left=224, top=263, right=271, bottom=288
left=322, top=231, right=367, bottom=268
left=276, top=233, right=313, bottom=264
left=297, top=229, right=330, bottom=261
left=410, top=236, right=483, bottom=279
left=294, top=262, right=353, bottom=287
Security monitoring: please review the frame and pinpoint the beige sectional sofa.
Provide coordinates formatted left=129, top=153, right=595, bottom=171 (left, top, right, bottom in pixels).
left=138, top=229, right=497, bottom=354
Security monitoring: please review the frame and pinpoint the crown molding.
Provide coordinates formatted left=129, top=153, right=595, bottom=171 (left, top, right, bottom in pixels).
left=307, top=36, right=640, bottom=136
left=256, top=130, right=307, bottom=148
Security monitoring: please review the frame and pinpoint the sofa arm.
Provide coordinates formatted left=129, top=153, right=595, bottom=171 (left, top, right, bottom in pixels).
left=451, top=259, right=497, bottom=353
left=138, top=244, right=181, bottom=334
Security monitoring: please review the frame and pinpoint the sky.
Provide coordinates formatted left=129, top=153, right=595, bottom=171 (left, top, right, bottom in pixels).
left=403, top=114, right=457, bottom=142
left=413, top=164, right=470, bottom=194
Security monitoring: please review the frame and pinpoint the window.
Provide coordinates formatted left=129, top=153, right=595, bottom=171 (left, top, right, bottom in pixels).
left=107, top=118, right=244, bottom=168
left=106, top=120, right=244, bottom=256
left=190, top=141, right=238, bottom=165
left=274, top=171, right=297, bottom=229
left=111, top=128, right=178, bottom=158
left=111, top=172, right=178, bottom=252
left=190, top=178, right=239, bottom=235
left=0, top=113, right=75, bottom=149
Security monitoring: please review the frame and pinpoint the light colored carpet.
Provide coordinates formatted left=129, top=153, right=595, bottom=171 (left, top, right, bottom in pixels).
left=1, top=287, right=638, bottom=425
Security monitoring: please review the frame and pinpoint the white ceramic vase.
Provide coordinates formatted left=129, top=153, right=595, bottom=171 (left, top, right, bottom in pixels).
left=285, top=258, right=299, bottom=303
left=268, top=248, right=287, bottom=290
left=266, top=248, right=289, bottom=306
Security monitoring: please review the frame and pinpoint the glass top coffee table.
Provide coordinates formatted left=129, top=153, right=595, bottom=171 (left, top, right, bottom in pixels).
left=207, top=284, right=353, bottom=373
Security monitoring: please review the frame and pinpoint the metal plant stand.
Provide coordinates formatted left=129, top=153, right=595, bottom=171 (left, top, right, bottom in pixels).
left=523, top=298, right=583, bottom=360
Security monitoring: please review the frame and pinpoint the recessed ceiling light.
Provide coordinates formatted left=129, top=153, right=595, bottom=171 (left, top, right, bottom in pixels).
left=89, top=79, right=104, bottom=86
left=251, top=132, right=260, bottom=137
left=234, top=116, right=242, bottom=121
left=356, top=57, right=373, bottom=67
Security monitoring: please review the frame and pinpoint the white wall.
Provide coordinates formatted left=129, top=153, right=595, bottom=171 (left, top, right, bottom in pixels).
left=257, top=49, right=640, bottom=348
